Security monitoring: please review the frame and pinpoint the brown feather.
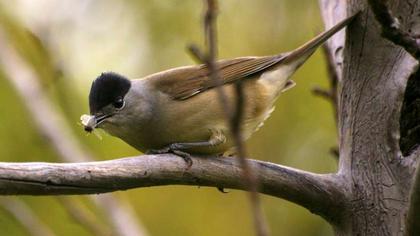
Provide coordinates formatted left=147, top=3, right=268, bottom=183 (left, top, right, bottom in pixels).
left=148, top=12, right=358, bottom=100
left=149, top=55, right=283, bottom=100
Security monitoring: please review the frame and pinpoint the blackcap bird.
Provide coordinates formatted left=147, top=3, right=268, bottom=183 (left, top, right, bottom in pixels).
left=81, top=14, right=356, bottom=156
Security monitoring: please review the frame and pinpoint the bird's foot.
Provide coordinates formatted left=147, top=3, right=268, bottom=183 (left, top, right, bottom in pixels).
left=217, top=187, right=229, bottom=193
left=171, top=149, right=193, bottom=169
left=147, top=146, right=193, bottom=169
left=146, top=147, right=170, bottom=155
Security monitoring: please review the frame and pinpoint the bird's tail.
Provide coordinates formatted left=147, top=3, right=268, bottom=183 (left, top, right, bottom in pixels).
left=259, top=12, right=358, bottom=100
left=281, top=12, right=358, bottom=66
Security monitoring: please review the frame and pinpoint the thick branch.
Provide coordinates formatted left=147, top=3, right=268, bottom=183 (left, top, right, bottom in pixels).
left=320, top=1, right=419, bottom=234
left=367, top=0, right=420, bottom=60
left=0, top=154, right=346, bottom=223
left=405, top=152, right=420, bottom=236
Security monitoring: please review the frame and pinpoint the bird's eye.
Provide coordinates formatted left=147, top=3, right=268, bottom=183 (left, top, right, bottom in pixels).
left=112, top=98, right=125, bottom=109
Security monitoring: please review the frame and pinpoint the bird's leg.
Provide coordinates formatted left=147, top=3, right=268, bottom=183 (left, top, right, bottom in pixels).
left=147, top=148, right=194, bottom=167
left=147, top=129, right=226, bottom=168
left=217, top=187, right=229, bottom=193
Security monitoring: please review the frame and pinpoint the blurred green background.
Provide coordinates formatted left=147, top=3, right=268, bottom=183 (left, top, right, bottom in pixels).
left=0, top=0, right=337, bottom=235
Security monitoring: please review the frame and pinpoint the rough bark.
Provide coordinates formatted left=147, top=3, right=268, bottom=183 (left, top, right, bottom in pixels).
left=320, top=0, right=420, bottom=235
left=0, top=155, right=346, bottom=223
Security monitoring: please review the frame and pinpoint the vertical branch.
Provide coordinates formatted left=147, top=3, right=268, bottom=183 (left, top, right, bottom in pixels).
left=231, top=82, right=269, bottom=236
left=366, top=2, right=420, bottom=233
left=203, top=0, right=231, bottom=115
left=189, top=1, right=269, bottom=235
left=312, top=44, right=340, bottom=158
left=321, top=44, right=339, bottom=126
left=311, top=45, right=339, bottom=130
left=312, top=44, right=339, bottom=158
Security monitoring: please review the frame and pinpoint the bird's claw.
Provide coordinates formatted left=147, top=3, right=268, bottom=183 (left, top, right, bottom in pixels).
left=171, top=149, right=193, bottom=169
left=217, top=187, right=229, bottom=193
left=147, top=146, right=193, bottom=169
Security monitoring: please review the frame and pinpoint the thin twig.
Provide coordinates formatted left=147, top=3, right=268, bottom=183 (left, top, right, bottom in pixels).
left=321, top=44, right=339, bottom=125
left=312, top=44, right=340, bottom=159
left=367, top=0, right=420, bottom=60
left=189, top=1, right=269, bottom=235
left=312, top=86, right=333, bottom=99
left=0, top=30, right=148, bottom=236
left=187, top=44, right=207, bottom=63
left=189, top=0, right=231, bottom=115
left=312, top=45, right=339, bottom=125
left=312, top=42, right=341, bottom=159
left=231, top=82, right=270, bottom=236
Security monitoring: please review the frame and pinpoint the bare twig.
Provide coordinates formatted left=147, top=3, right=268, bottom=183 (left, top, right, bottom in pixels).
left=312, top=44, right=340, bottom=159
left=0, top=198, right=56, bottom=236
left=312, top=45, right=339, bottom=125
left=0, top=30, right=148, bottom=236
left=321, top=44, right=339, bottom=124
left=231, top=82, right=269, bottom=236
left=367, top=0, right=420, bottom=60
left=189, top=1, right=269, bottom=235
left=329, top=147, right=339, bottom=159
left=0, top=154, right=346, bottom=224
left=187, top=44, right=207, bottom=63
left=188, top=1, right=230, bottom=115
left=312, top=86, right=333, bottom=99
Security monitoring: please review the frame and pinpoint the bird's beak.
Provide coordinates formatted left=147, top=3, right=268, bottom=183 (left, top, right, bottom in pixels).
left=80, top=114, right=112, bottom=132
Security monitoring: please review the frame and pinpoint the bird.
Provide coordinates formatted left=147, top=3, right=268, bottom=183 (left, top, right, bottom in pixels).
left=81, top=14, right=356, bottom=158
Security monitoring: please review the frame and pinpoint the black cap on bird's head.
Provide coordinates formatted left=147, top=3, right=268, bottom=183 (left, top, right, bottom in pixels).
left=89, top=72, right=131, bottom=114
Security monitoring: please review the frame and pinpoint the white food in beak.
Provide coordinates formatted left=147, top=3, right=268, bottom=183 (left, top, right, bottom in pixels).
left=81, top=114, right=96, bottom=131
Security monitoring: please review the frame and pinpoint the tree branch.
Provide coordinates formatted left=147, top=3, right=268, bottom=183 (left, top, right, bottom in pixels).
left=312, top=45, right=340, bottom=159
left=0, top=154, right=346, bottom=223
left=365, top=3, right=420, bottom=234
left=190, top=1, right=269, bottom=235
left=367, top=0, right=420, bottom=60
left=405, top=150, right=420, bottom=236
left=321, top=1, right=420, bottom=233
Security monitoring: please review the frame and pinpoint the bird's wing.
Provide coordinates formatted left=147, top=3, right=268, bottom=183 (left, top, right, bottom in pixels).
left=150, top=13, right=358, bottom=100
left=150, top=55, right=283, bottom=100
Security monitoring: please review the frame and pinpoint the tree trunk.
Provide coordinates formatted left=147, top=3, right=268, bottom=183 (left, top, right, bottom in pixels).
left=320, top=0, right=420, bottom=235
